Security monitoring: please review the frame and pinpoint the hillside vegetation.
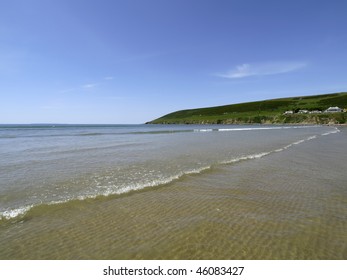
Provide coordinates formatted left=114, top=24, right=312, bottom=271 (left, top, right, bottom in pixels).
left=148, top=92, right=347, bottom=125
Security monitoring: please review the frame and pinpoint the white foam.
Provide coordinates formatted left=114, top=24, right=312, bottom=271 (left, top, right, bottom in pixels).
left=222, top=152, right=271, bottom=165
left=194, top=129, right=213, bottom=132
left=221, top=132, right=322, bottom=166
left=64, top=166, right=212, bottom=201
left=217, top=126, right=317, bottom=132
left=292, top=139, right=305, bottom=145
left=193, top=125, right=321, bottom=133
left=306, top=135, right=317, bottom=140
left=321, top=128, right=340, bottom=136
left=0, top=205, right=33, bottom=221
left=113, top=166, right=212, bottom=195
left=218, top=127, right=276, bottom=132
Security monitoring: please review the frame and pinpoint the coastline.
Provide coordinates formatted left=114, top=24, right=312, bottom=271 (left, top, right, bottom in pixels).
left=147, top=120, right=347, bottom=126
left=147, top=92, right=347, bottom=125
left=147, top=111, right=347, bottom=125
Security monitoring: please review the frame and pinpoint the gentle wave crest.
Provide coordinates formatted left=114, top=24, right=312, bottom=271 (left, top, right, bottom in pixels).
left=0, top=166, right=212, bottom=222
left=0, top=205, right=33, bottom=221
left=321, top=127, right=340, bottom=136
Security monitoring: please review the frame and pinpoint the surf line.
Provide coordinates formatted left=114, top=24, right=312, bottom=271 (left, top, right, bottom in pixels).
left=221, top=133, right=322, bottom=165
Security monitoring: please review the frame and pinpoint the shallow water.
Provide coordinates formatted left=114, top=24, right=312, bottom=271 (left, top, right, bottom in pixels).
left=0, top=124, right=346, bottom=259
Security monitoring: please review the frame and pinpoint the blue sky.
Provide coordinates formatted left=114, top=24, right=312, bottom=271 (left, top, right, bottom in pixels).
left=1, top=0, right=346, bottom=124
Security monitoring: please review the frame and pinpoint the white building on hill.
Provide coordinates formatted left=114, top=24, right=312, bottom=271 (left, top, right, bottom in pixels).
left=324, top=107, right=343, bottom=113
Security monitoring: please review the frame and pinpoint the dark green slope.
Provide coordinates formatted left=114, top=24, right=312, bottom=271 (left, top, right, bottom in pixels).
left=148, top=92, right=347, bottom=124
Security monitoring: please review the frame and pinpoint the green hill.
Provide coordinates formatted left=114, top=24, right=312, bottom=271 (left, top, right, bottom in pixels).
left=147, top=92, right=347, bottom=125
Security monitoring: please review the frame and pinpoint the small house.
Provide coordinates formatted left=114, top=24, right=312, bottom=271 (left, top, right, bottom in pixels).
left=283, top=110, right=294, bottom=115
left=324, top=106, right=343, bottom=113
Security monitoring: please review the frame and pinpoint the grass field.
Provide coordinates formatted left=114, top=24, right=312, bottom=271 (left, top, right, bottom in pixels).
left=148, top=92, right=347, bottom=125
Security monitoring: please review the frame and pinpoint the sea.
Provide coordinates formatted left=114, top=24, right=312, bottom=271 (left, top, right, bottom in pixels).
left=0, top=124, right=346, bottom=259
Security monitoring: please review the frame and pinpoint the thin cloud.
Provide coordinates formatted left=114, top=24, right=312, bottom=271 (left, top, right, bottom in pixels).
left=104, top=76, right=114, bottom=80
left=59, top=83, right=99, bottom=93
left=82, top=83, right=97, bottom=89
left=216, top=61, right=307, bottom=79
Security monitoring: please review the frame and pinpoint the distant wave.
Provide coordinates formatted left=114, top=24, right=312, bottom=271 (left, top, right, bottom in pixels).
left=321, top=127, right=340, bottom=136
left=195, top=125, right=318, bottom=133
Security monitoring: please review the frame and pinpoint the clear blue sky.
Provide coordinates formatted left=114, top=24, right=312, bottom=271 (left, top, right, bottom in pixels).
left=1, top=0, right=346, bottom=124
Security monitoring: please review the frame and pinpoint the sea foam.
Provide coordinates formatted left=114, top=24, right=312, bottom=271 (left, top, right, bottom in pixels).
left=0, top=205, right=33, bottom=221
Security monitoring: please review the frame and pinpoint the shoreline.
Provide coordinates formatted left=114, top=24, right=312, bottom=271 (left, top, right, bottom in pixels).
left=146, top=121, right=347, bottom=126
left=1, top=127, right=346, bottom=259
left=147, top=92, right=347, bottom=125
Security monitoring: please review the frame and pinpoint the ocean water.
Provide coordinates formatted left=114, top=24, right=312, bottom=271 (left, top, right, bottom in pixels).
left=0, top=124, right=346, bottom=259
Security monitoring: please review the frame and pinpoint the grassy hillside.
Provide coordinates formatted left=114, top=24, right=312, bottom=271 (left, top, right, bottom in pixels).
left=147, top=92, right=347, bottom=125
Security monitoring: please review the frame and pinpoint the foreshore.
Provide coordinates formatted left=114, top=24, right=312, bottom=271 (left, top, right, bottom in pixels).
left=1, top=126, right=346, bottom=260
